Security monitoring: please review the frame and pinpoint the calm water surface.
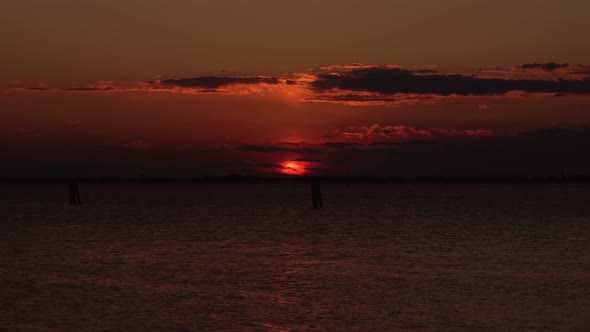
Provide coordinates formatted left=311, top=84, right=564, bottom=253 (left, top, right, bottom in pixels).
left=1, top=183, right=589, bottom=331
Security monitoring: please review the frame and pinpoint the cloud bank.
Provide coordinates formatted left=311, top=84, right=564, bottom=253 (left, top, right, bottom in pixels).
left=9, top=62, right=590, bottom=106
left=159, top=76, right=282, bottom=89
left=310, top=66, right=590, bottom=96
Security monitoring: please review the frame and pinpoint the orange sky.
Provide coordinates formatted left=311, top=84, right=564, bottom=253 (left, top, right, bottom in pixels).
left=2, top=1, right=590, bottom=177
left=3, top=1, right=590, bottom=81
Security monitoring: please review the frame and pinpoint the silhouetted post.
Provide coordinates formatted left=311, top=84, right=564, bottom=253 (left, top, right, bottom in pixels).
left=69, top=180, right=81, bottom=205
left=311, top=179, right=323, bottom=208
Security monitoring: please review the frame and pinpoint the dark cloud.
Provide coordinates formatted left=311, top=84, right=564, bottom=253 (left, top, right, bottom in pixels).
left=236, top=145, right=321, bottom=154
left=369, top=140, right=436, bottom=147
left=17, top=63, right=590, bottom=101
left=61, top=86, right=115, bottom=92
left=26, top=84, right=116, bottom=92
left=310, top=67, right=590, bottom=96
left=236, top=140, right=437, bottom=156
left=252, top=163, right=285, bottom=169
left=237, top=145, right=299, bottom=153
left=26, top=87, right=51, bottom=91
left=482, top=63, right=590, bottom=80
left=26, top=86, right=115, bottom=92
left=334, top=124, right=494, bottom=142
left=4, top=125, right=590, bottom=178
left=192, top=147, right=226, bottom=153
left=368, top=141, right=398, bottom=146
left=410, top=69, right=439, bottom=74
left=226, top=128, right=590, bottom=177
left=323, top=142, right=363, bottom=148
left=292, top=158, right=321, bottom=162
left=311, top=93, right=412, bottom=103
left=519, top=63, right=569, bottom=71
left=160, top=76, right=281, bottom=89
left=310, top=128, right=590, bottom=177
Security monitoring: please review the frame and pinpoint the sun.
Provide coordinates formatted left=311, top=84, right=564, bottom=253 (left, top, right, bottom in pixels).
left=281, top=161, right=307, bottom=175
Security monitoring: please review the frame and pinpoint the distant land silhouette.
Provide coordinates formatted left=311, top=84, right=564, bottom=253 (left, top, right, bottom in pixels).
left=1, top=175, right=589, bottom=184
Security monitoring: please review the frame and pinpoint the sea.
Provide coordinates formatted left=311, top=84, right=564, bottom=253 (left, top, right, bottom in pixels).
left=1, top=182, right=589, bottom=331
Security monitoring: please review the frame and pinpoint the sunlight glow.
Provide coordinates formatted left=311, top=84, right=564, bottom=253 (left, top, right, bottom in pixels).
left=281, top=161, right=307, bottom=175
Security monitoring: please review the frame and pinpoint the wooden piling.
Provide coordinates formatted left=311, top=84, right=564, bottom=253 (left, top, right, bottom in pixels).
left=69, top=180, right=81, bottom=205
left=311, top=179, right=323, bottom=208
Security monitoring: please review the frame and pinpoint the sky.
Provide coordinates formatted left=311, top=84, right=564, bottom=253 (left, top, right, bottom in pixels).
left=2, top=0, right=590, bottom=177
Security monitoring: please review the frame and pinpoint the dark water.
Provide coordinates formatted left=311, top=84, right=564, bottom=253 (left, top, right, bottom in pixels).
left=1, top=183, right=589, bottom=331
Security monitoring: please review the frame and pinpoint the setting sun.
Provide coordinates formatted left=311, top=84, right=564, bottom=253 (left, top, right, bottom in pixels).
left=281, top=161, right=307, bottom=175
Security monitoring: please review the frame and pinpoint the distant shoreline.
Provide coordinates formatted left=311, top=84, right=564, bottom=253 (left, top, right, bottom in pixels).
left=1, top=176, right=589, bottom=184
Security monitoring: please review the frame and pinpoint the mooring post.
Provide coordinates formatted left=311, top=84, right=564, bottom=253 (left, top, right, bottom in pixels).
left=69, top=180, right=81, bottom=205
left=311, top=179, right=322, bottom=209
